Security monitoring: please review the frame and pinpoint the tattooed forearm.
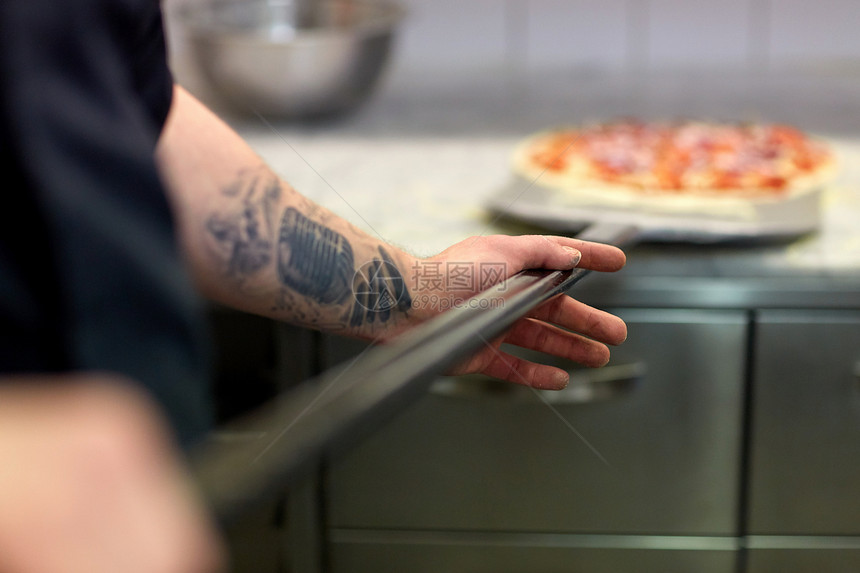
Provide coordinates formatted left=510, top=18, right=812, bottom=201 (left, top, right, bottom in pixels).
left=206, top=167, right=414, bottom=330
left=206, top=169, right=281, bottom=280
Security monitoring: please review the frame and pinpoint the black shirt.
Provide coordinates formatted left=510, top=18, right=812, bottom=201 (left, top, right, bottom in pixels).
left=0, top=0, right=212, bottom=447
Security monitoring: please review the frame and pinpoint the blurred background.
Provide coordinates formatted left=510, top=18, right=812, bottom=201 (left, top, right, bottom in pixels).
left=166, top=0, right=860, bottom=135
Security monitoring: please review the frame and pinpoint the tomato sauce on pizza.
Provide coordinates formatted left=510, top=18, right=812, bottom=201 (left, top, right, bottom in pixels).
left=514, top=120, right=835, bottom=198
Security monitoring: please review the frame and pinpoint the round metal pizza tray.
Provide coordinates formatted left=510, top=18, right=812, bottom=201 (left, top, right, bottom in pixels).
left=485, top=177, right=824, bottom=243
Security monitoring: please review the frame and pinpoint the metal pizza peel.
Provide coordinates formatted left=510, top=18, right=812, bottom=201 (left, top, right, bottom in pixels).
left=191, top=183, right=824, bottom=522
left=189, top=173, right=830, bottom=524
left=191, top=221, right=638, bottom=525
left=485, top=176, right=824, bottom=243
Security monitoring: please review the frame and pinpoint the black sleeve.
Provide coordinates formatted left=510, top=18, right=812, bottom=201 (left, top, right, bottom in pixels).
left=0, top=0, right=212, bottom=447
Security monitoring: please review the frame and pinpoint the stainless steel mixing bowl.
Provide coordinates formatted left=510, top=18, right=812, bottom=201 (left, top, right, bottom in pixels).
left=178, top=0, right=404, bottom=118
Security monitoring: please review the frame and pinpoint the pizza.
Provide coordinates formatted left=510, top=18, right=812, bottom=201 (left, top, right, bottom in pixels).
left=511, top=120, right=836, bottom=203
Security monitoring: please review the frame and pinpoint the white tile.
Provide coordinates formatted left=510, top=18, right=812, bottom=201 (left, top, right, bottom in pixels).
left=746, top=0, right=771, bottom=67
left=524, top=0, right=629, bottom=71
left=393, top=0, right=509, bottom=71
left=768, top=0, right=860, bottom=65
left=647, top=0, right=751, bottom=68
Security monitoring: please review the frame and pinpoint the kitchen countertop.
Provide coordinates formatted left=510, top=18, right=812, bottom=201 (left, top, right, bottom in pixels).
left=186, top=66, right=860, bottom=309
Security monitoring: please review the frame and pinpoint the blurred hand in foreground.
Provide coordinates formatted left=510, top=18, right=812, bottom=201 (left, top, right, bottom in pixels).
left=0, top=374, right=224, bottom=573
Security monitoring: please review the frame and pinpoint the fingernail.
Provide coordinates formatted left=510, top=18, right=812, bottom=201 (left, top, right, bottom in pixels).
left=551, top=370, right=570, bottom=389
left=563, top=246, right=582, bottom=267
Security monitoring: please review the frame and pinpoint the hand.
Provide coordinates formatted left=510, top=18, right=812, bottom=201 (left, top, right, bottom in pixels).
left=411, top=235, right=627, bottom=390
left=0, top=374, right=224, bottom=573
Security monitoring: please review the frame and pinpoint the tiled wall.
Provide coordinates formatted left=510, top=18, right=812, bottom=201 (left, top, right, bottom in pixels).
left=164, top=0, right=860, bottom=108
left=389, top=0, right=860, bottom=73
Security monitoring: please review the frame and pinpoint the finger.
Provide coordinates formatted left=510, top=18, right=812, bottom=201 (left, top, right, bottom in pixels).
left=486, top=235, right=583, bottom=272
left=530, top=294, right=627, bottom=345
left=502, top=317, right=612, bottom=368
left=479, top=349, right=572, bottom=390
left=542, top=235, right=627, bottom=272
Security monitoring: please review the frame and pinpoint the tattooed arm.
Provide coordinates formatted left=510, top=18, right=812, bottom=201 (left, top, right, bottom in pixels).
left=156, top=87, right=627, bottom=389
left=156, top=88, right=414, bottom=334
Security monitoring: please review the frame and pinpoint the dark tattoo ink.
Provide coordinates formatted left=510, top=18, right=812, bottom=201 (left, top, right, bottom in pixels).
left=277, top=207, right=355, bottom=305
left=207, top=170, right=281, bottom=280
left=276, top=208, right=412, bottom=328
left=349, top=246, right=412, bottom=327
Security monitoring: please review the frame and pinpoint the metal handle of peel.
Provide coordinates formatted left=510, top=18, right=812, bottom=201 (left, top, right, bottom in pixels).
left=189, top=222, right=639, bottom=524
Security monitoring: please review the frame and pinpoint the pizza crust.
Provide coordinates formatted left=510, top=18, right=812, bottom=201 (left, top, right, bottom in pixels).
left=510, top=121, right=838, bottom=220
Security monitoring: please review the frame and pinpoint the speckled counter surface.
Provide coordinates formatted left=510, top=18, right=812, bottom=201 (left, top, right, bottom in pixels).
left=193, top=68, right=860, bottom=309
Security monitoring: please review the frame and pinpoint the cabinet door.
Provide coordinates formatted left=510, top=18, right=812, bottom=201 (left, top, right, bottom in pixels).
left=748, top=310, right=860, bottom=535
left=325, top=309, right=747, bottom=535
left=746, top=544, right=860, bottom=573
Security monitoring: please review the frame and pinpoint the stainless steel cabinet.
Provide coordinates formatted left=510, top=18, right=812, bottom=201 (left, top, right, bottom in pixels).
left=324, top=309, right=748, bottom=572
left=208, top=310, right=314, bottom=573
left=746, top=310, right=860, bottom=572
left=747, top=310, right=860, bottom=535
left=745, top=539, right=860, bottom=573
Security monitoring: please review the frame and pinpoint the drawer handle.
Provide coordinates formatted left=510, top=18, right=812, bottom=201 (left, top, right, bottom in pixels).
left=430, top=362, right=645, bottom=404
left=547, top=362, right=646, bottom=404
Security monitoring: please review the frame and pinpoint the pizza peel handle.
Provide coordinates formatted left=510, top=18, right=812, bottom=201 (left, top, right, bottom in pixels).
left=190, top=222, right=637, bottom=524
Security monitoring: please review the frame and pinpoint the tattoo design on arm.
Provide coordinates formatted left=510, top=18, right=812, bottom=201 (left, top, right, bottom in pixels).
left=350, top=247, right=412, bottom=327
left=206, top=170, right=281, bottom=281
left=276, top=208, right=412, bottom=328
left=277, top=207, right=354, bottom=305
